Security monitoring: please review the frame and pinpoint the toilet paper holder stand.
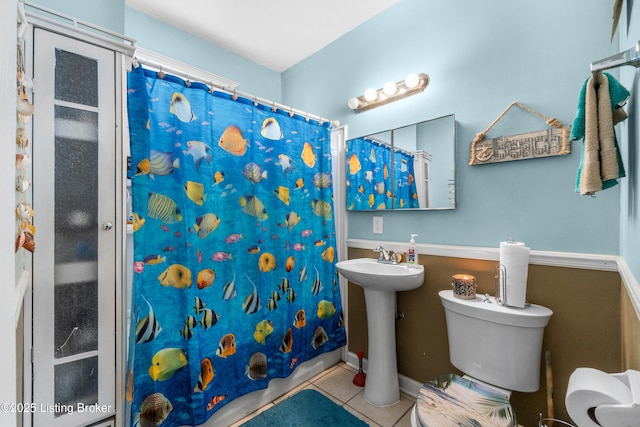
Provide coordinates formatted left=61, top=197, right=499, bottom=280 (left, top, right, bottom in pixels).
left=495, top=264, right=507, bottom=306
left=495, top=263, right=531, bottom=308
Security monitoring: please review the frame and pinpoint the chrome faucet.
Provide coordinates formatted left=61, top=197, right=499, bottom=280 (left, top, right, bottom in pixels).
left=373, top=246, right=403, bottom=264
left=373, top=246, right=390, bottom=262
left=390, top=251, right=403, bottom=264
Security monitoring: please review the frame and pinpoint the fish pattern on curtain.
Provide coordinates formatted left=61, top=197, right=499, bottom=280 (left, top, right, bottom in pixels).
left=392, top=149, right=419, bottom=209
left=346, top=138, right=392, bottom=210
left=126, top=65, right=346, bottom=427
left=346, top=137, right=418, bottom=210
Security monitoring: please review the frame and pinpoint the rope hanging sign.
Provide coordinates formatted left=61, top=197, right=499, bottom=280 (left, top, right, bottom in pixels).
left=469, top=102, right=571, bottom=165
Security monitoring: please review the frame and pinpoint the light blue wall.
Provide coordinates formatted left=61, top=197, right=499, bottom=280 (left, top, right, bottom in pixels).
left=124, top=8, right=282, bottom=101
left=29, top=0, right=630, bottom=258
left=417, top=117, right=454, bottom=209
left=618, top=4, right=640, bottom=278
left=32, top=1, right=282, bottom=102
left=283, top=0, right=621, bottom=254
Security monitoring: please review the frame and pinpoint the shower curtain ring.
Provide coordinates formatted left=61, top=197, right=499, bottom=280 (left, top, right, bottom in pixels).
left=289, top=107, right=294, bottom=118
left=253, top=96, right=259, bottom=107
left=157, top=66, right=165, bottom=79
left=271, top=102, right=277, bottom=112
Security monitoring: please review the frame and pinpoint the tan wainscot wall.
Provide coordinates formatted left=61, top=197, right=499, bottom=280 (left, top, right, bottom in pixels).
left=346, top=247, right=630, bottom=427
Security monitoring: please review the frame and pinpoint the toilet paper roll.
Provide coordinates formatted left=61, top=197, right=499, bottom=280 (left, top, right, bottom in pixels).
left=499, top=241, right=530, bottom=308
left=565, top=368, right=632, bottom=427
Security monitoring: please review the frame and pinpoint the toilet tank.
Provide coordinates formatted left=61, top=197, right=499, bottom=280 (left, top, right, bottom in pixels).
left=439, top=290, right=553, bottom=393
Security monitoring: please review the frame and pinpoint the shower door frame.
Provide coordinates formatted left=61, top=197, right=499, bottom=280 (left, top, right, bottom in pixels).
left=331, top=125, right=349, bottom=355
left=24, top=23, right=128, bottom=427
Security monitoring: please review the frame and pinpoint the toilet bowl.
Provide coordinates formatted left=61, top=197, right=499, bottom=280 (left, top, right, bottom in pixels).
left=411, top=290, right=553, bottom=426
left=410, top=374, right=515, bottom=427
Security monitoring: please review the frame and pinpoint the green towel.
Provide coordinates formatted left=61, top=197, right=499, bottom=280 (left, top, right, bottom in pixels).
left=571, top=72, right=629, bottom=194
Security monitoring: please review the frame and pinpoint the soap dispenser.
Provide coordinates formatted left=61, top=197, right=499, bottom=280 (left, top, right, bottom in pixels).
left=408, top=234, right=418, bottom=267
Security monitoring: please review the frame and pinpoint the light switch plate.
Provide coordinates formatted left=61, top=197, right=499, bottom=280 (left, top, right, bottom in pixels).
left=373, top=216, right=383, bottom=234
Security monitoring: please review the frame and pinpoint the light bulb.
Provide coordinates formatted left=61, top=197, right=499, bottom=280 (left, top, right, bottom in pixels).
left=383, top=81, right=397, bottom=96
left=347, top=97, right=360, bottom=109
left=364, top=88, right=378, bottom=102
left=405, top=73, right=420, bottom=89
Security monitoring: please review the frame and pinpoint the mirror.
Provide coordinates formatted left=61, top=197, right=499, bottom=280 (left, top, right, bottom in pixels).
left=346, top=114, right=456, bottom=210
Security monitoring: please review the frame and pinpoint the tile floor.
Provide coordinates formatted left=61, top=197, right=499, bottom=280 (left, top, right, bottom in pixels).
left=230, top=362, right=415, bottom=427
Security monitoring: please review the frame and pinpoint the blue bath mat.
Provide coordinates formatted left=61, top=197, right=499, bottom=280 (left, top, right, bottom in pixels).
left=240, top=389, right=368, bottom=427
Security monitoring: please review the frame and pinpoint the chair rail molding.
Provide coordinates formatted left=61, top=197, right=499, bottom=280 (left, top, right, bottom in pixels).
left=345, top=238, right=638, bottom=318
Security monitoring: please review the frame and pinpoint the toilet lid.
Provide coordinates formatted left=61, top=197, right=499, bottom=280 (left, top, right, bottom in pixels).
left=415, top=374, right=516, bottom=427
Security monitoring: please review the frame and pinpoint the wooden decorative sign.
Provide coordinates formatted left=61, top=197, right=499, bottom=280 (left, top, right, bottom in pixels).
left=468, top=102, right=571, bottom=165
left=471, top=126, right=571, bottom=165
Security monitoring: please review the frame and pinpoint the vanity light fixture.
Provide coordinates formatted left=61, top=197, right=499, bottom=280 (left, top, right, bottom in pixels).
left=347, top=73, right=429, bottom=113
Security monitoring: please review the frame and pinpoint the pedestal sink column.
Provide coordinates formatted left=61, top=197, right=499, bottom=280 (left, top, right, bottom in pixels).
left=335, top=258, right=423, bottom=407
left=362, top=288, right=400, bottom=406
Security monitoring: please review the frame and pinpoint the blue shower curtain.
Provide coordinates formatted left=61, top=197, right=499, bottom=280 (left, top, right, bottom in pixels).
left=346, top=137, right=393, bottom=210
left=393, top=149, right=419, bottom=209
left=126, top=65, right=346, bottom=427
left=346, top=137, right=418, bottom=210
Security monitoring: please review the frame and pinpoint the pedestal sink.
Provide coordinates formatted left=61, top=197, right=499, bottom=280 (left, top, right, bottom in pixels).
left=335, top=258, right=424, bottom=406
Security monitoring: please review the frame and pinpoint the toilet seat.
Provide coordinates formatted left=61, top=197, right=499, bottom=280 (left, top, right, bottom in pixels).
left=412, top=374, right=517, bottom=427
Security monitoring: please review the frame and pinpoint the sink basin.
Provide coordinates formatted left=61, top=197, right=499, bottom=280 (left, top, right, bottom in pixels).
left=335, top=258, right=424, bottom=291
left=335, top=257, right=425, bottom=406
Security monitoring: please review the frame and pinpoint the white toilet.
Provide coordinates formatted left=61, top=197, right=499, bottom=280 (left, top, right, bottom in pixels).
left=411, top=290, right=553, bottom=427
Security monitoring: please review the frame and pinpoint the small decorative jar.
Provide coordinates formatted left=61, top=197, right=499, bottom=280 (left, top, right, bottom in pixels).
left=452, top=274, right=477, bottom=300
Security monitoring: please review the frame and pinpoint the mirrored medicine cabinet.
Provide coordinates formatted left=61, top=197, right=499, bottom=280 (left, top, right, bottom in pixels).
left=346, top=114, right=456, bottom=211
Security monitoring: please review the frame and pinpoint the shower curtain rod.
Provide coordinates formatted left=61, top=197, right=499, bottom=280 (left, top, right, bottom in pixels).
left=363, top=135, right=414, bottom=157
left=394, top=146, right=414, bottom=157
left=20, top=1, right=337, bottom=127
left=133, top=53, right=339, bottom=127
left=364, top=135, right=391, bottom=146
left=591, top=41, right=640, bottom=72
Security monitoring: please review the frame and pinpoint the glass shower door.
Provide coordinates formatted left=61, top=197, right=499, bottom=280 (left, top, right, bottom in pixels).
left=32, top=29, right=116, bottom=427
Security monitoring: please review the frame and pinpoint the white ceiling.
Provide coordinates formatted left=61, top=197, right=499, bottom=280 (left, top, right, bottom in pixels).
left=125, top=0, right=400, bottom=72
